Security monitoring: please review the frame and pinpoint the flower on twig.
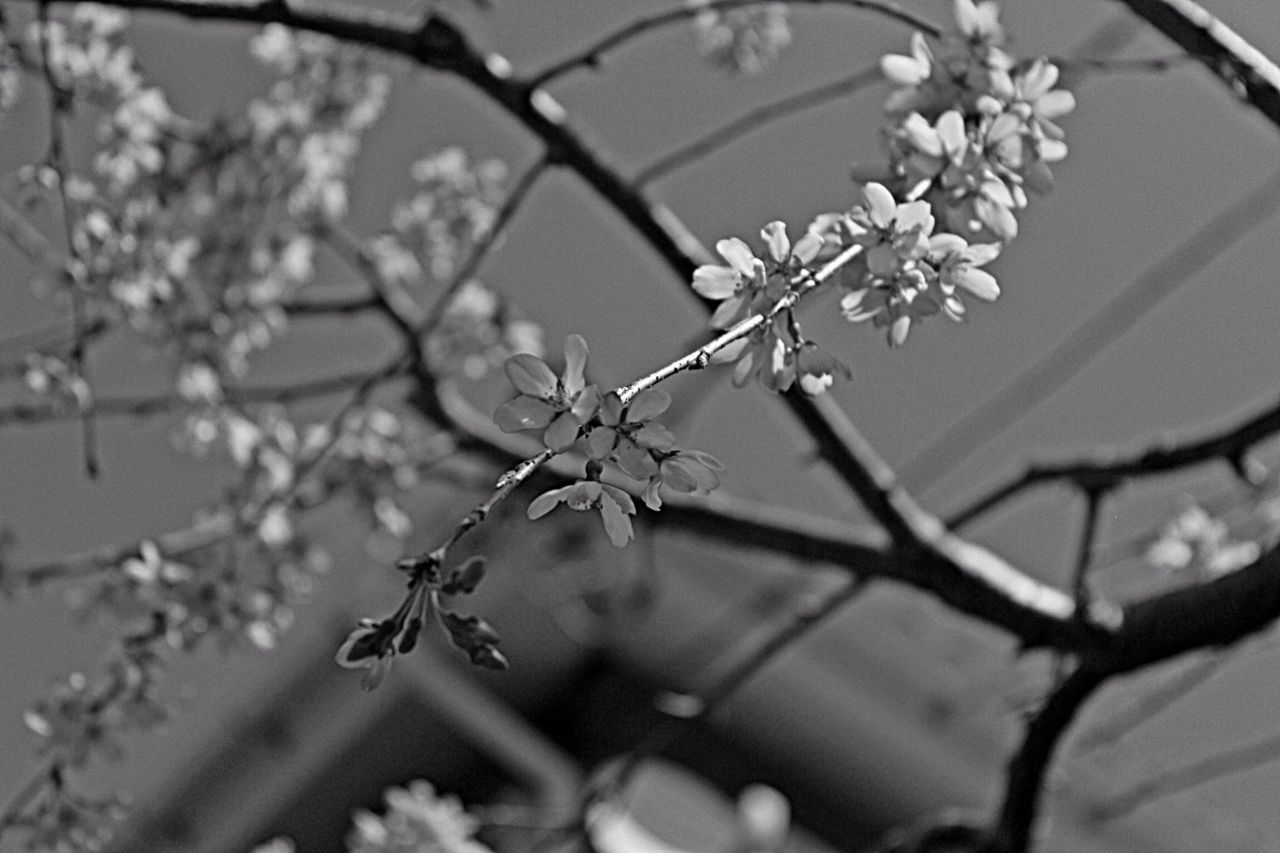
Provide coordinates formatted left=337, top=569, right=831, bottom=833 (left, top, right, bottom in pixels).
left=493, top=335, right=600, bottom=451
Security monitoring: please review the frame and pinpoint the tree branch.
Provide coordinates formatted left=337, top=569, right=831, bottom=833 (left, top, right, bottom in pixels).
left=946, top=385, right=1280, bottom=529
left=1114, top=0, right=1280, bottom=132
left=985, top=666, right=1109, bottom=853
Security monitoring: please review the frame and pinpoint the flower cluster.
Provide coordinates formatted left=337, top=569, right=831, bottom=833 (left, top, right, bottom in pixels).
left=875, top=0, right=1075, bottom=242
left=836, top=182, right=1001, bottom=346
left=693, top=221, right=850, bottom=390
left=494, top=337, right=723, bottom=545
left=425, top=279, right=545, bottom=380
left=347, top=780, right=494, bottom=853
left=689, top=0, right=1071, bottom=352
left=1146, top=501, right=1262, bottom=579
left=389, top=147, right=509, bottom=283
left=693, top=2, right=791, bottom=76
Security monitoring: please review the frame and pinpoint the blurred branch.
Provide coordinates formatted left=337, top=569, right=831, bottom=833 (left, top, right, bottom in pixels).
left=0, top=361, right=406, bottom=428
left=526, top=0, right=939, bottom=88
left=945, top=384, right=1280, bottom=529
left=1095, top=726, right=1280, bottom=821
left=1052, top=52, right=1196, bottom=76
left=582, top=574, right=865, bottom=822
left=420, top=154, right=550, bottom=337
left=904, top=167, right=1280, bottom=497
left=1072, top=488, right=1106, bottom=609
left=1114, top=0, right=1280, bottom=131
left=1074, top=653, right=1225, bottom=754
left=0, top=195, right=61, bottom=269
left=634, top=63, right=882, bottom=187
left=986, top=666, right=1109, bottom=853
left=281, top=294, right=380, bottom=316
left=37, top=0, right=98, bottom=478
left=6, top=354, right=408, bottom=590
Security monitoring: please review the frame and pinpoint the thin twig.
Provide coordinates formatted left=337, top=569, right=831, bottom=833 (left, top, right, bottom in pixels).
left=634, top=63, right=882, bottom=187
left=0, top=362, right=404, bottom=428
left=1074, top=653, right=1225, bottom=754
left=945, top=383, right=1280, bottom=529
left=614, top=242, right=861, bottom=404
left=1072, top=488, right=1106, bottom=608
left=419, top=155, right=550, bottom=337
left=527, top=0, right=939, bottom=88
left=37, top=0, right=98, bottom=478
left=581, top=574, right=864, bottom=828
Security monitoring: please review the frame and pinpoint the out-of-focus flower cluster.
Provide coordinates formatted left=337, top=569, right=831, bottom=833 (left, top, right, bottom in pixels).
left=493, top=336, right=723, bottom=546
left=365, top=149, right=543, bottom=381
left=347, top=781, right=494, bottom=853
left=0, top=15, right=21, bottom=112
left=6, top=779, right=124, bottom=853
left=1146, top=499, right=1270, bottom=580
left=387, top=147, right=507, bottom=283
left=13, top=15, right=392, bottom=407
left=693, top=2, right=791, bottom=76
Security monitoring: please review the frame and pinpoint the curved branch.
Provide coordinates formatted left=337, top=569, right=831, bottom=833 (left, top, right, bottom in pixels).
left=947, top=385, right=1280, bottom=529
left=527, top=0, right=939, bottom=88
left=985, top=666, right=1109, bottom=853
left=635, top=63, right=882, bottom=187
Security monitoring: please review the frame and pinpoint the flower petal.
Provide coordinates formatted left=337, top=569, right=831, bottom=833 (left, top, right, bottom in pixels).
left=504, top=354, right=557, bottom=398
left=717, top=237, right=758, bottom=278
left=953, top=266, right=1000, bottom=301
left=625, top=388, right=671, bottom=422
left=881, top=53, right=928, bottom=86
left=494, top=396, right=555, bottom=432
left=543, top=411, right=581, bottom=451
left=862, top=183, right=898, bottom=229
left=761, top=221, right=790, bottom=264
left=791, top=231, right=824, bottom=265
left=890, top=314, right=912, bottom=347
left=528, top=486, right=572, bottom=519
left=692, top=265, right=742, bottom=299
left=1035, top=89, right=1076, bottom=119
left=562, top=334, right=589, bottom=396
left=598, top=490, right=635, bottom=547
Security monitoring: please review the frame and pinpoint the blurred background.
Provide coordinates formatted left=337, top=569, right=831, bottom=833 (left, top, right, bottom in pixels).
left=2, top=1, right=1280, bottom=850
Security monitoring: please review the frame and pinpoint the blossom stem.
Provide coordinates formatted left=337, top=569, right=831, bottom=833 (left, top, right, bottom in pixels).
left=614, top=243, right=862, bottom=404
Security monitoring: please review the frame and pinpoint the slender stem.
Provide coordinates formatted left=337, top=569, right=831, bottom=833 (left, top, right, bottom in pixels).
left=419, top=155, right=550, bottom=337
left=582, top=575, right=864, bottom=826
left=37, top=0, right=98, bottom=477
left=1072, top=488, right=1105, bottom=608
left=945, top=383, right=1280, bottom=529
left=1096, top=726, right=1280, bottom=822
left=0, top=361, right=405, bottom=428
left=634, top=64, right=882, bottom=187
left=614, top=243, right=862, bottom=404
left=1074, top=653, right=1225, bottom=754
left=527, top=0, right=939, bottom=88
